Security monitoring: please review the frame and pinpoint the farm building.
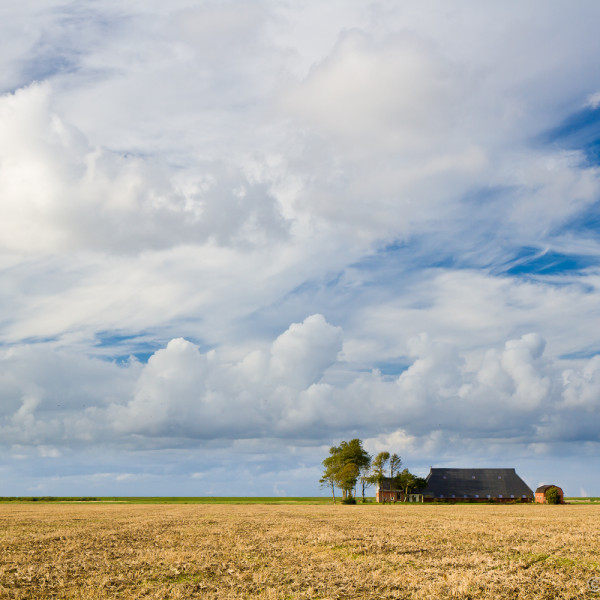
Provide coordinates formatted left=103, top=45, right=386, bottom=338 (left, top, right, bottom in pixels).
left=420, top=468, right=534, bottom=502
left=535, top=485, right=565, bottom=504
left=376, top=478, right=405, bottom=503
left=376, top=468, right=534, bottom=502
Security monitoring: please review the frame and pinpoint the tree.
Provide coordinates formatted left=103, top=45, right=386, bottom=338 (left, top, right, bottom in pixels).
left=395, top=468, right=427, bottom=500
left=389, top=453, right=402, bottom=478
left=337, top=439, right=371, bottom=499
left=357, top=447, right=373, bottom=502
left=367, top=451, right=390, bottom=490
left=322, top=444, right=344, bottom=503
left=359, top=462, right=373, bottom=503
left=545, top=487, right=561, bottom=505
left=337, top=462, right=360, bottom=500
left=320, top=461, right=338, bottom=504
left=321, top=439, right=371, bottom=502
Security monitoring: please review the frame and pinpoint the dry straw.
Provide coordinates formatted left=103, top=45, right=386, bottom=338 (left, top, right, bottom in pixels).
left=1, top=503, right=599, bottom=599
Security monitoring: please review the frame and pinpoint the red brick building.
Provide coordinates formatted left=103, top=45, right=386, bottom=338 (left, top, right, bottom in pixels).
left=375, top=478, right=402, bottom=502
left=535, top=484, right=564, bottom=504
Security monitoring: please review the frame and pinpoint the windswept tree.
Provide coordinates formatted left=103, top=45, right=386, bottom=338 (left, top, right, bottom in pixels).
left=359, top=459, right=373, bottom=503
left=368, top=451, right=390, bottom=491
left=321, top=439, right=371, bottom=502
left=337, top=462, right=360, bottom=500
left=320, top=460, right=338, bottom=504
left=390, top=453, right=402, bottom=479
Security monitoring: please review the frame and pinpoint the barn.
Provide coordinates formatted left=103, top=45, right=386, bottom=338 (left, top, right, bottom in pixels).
left=419, top=468, right=534, bottom=502
left=535, top=484, right=565, bottom=504
left=375, top=467, right=534, bottom=502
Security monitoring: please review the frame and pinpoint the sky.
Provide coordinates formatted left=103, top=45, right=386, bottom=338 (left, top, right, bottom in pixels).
left=1, top=0, right=600, bottom=497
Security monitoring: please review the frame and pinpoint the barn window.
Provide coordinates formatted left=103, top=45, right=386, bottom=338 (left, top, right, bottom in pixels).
left=471, top=475, right=476, bottom=479
left=498, top=494, right=503, bottom=498
left=498, top=476, right=502, bottom=479
left=475, top=495, right=479, bottom=498
left=451, top=494, right=455, bottom=498
left=510, top=495, right=514, bottom=498
left=487, top=495, right=491, bottom=499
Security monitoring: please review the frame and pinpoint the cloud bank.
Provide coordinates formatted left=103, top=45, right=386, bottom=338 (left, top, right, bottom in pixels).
left=2, top=317, right=598, bottom=463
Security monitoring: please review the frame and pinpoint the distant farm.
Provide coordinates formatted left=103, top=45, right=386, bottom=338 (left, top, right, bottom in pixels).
left=1, top=502, right=599, bottom=598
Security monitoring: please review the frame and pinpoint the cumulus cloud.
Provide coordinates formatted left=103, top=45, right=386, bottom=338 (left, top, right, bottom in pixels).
left=1, top=320, right=598, bottom=457
left=269, top=314, right=342, bottom=388
left=0, top=82, right=288, bottom=255
left=110, top=315, right=342, bottom=439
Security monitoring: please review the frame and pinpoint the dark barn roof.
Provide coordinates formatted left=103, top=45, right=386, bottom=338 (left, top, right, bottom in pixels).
left=535, top=484, right=562, bottom=493
left=420, top=468, right=533, bottom=499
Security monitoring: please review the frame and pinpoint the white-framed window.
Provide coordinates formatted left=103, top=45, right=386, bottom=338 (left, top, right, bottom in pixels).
left=510, top=495, right=514, bottom=498
left=472, top=475, right=476, bottom=479
left=475, top=494, right=479, bottom=498
left=499, top=494, right=503, bottom=498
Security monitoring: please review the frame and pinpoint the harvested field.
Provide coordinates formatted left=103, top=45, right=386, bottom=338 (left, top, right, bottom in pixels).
left=1, top=503, right=599, bottom=599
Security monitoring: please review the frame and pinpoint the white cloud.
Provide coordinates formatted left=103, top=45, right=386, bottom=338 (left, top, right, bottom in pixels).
left=499, top=333, right=550, bottom=410
left=1, top=320, right=598, bottom=455
left=282, top=29, right=462, bottom=151
left=0, top=82, right=289, bottom=255
left=269, top=314, right=342, bottom=389
left=343, top=268, right=600, bottom=373
left=562, top=355, right=600, bottom=410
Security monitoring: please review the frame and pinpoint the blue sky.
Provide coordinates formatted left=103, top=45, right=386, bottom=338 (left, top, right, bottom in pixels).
left=1, top=0, right=600, bottom=497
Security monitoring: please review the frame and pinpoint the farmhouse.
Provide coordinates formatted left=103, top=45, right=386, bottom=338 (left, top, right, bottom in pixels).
left=376, top=478, right=404, bottom=503
left=535, top=484, right=565, bottom=504
left=376, top=468, right=534, bottom=502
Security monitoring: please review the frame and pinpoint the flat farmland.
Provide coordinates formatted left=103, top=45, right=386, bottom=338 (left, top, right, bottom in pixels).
left=1, top=504, right=599, bottom=599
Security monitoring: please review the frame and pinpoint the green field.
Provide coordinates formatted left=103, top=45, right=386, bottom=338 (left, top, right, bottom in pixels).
left=0, top=496, right=339, bottom=504
left=1, top=495, right=599, bottom=504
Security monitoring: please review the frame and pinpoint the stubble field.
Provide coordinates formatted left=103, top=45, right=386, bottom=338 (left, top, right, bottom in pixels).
left=1, top=503, right=599, bottom=599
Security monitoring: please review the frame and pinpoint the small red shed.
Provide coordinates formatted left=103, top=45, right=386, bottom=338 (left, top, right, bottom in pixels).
left=535, top=484, right=564, bottom=504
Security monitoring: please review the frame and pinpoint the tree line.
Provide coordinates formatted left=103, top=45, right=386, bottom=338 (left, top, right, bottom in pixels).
left=320, top=438, right=427, bottom=503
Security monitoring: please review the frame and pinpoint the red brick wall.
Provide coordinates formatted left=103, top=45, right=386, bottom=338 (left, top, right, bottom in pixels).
left=376, top=490, right=400, bottom=503
left=535, top=487, right=564, bottom=504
